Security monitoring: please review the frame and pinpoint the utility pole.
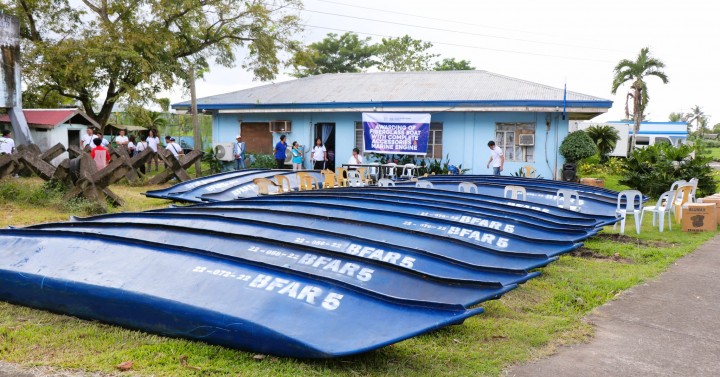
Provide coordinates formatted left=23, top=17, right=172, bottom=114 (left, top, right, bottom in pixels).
left=189, top=67, right=202, bottom=178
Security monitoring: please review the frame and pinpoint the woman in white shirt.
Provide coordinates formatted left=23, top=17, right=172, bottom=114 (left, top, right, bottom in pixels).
left=146, top=129, right=160, bottom=171
left=136, top=135, right=148, bottom=174
left=311, top=137, right=327, bottom=170
left=348, top=147, right=363, bottom=165
left=127, top=135, right=137, bottom=157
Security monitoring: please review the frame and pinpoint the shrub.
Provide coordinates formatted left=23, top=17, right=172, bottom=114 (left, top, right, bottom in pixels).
left=619, top=143, right=716, bottom=198
left=560, top=131, right=598, bottom=163
left=248, top=153, right=278, bottom=169
left=585, top=125, right=620, bottom=162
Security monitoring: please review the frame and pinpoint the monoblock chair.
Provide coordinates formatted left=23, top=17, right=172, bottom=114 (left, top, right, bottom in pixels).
left=321, top=171, right=337, bottom=189
left=688, top=177, right=699, bottom=202
left=298, top=175, right=320, bottom=191
left=522, top=165, right=536, bottom=178
left=670, top=179, right=687, bottom=192
left=673, top=184, right=695, bottom=223
left=384, top=163, right=398, bottom=180
left=253, top=178, right=277, bottom=195
left=274, top=175, right=291, bottom=193
left=613, top=190, right=643, bottom=234
left=377, top=178, right=395, bottom=187
left=504, top=185, right=526, bottom=200
left=367, top=163, right=380, bottom=183
left=641, top=190, right=677, bottom=232
left=334, top=167, right=349, bottom=187
left=347, top=170, right=365, bottom=187
left=416, top=181, right=434, bottom=189
left=400, top=164, right=417, bottom=180
left=458, top=182, right=479, bottom=194
left=556, top=189, right=581, bottom=212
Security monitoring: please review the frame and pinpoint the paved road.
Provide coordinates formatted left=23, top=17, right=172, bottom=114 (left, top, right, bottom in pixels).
left=506, top=234, right=720, bottom=377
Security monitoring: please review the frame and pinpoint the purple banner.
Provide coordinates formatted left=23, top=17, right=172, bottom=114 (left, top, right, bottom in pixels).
left=362, top=113, right=431, bottom=155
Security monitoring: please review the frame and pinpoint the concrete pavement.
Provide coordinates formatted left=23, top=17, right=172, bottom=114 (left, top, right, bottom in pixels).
left=506, top=234, right=720, bottom=377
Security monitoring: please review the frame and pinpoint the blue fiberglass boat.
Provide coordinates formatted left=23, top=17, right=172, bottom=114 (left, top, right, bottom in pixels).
left=144, top=169, right=268, bottom=199
left=0, top=229, right=483, bottom=358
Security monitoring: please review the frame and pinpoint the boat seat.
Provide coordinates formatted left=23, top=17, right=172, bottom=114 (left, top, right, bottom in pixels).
left=613, top=189, right=643, bottom=234
left=458, top=182, right=478, bottom=194
left=504, top=185, right=526, bottom=200
left=416, top=181, right=433, bottom=189
left=556, top=189, right=581, bottom=212
left=377, top=178, right=395, bottom=187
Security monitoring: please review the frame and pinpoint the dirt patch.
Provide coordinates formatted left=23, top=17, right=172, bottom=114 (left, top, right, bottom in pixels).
left=570, top=247, right=634, bottom=263
left=595, top=233, right=675, bottom=248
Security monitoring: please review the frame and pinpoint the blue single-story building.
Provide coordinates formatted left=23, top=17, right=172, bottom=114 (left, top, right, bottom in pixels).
left=174, top=70, right=612, bottom=178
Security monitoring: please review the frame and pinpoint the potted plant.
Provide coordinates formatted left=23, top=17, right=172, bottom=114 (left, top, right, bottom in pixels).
left=559, top=130, right=598, bottom=181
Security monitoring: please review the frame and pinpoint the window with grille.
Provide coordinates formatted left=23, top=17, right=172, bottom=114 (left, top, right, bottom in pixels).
left=495, top=123, right=535, bottom=162
left=354, top=121, right=443, bottom=158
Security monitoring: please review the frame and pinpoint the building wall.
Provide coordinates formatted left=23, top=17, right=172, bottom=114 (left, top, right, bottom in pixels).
left=29, top=123, right=88, bottom=166
left=213, top=111, right=568, bottom=178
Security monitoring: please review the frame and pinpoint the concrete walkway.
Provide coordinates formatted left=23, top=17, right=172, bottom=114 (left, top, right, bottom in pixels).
left=506, top=234, right=720, bottom=377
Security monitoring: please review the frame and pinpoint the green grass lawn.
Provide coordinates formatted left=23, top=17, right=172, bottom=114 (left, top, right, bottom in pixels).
left=0, top=176, right=718, bottom=376
left=705, top=147, right=720, bottom=161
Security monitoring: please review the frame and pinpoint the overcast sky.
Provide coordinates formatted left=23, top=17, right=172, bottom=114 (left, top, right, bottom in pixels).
left=165, top=0, right=719, bottom=126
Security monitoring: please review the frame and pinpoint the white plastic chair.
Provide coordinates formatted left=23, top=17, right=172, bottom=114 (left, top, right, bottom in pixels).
left=416, top=181, right=434, bottom=189
left=504, top=185, right=526, bottom=200
left=613, top=190, right=643, bottom=234
left=670, top=179, right=687, bottom=192
left=556, top=189, right=581, bottom=212
left=458, top=182, right=478, bottom=194
left=400, top=164, right=417, bottom=180
left=384, top=163, right=397, bottom=180
left=688, top=178, right=698, bottom=202
left=368, top=163, right=380, bottom=182
left=377, top=178, right=395, bottom=187
left=347, top=170, right=366, bottom=187
left=640, top=190, right=677, bottom=232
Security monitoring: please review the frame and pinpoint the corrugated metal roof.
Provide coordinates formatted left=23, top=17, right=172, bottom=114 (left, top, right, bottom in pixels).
left=0, top=109, right=99, bottom=129
left=175, top=70, right=610, bottom=109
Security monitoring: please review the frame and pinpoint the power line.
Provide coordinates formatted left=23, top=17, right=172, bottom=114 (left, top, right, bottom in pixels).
left=301, top=7, right=620, bottom=53
left=301, top=24, right=615, bottom=64
left=311, top=0, right=611, bottom=46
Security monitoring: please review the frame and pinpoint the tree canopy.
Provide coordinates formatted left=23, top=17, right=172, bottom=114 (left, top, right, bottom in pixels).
left=292, top=32, right=473, bottom=76
left=3, top=0, right=302, bottom=125
left=611, top=47, right=669, bottom=149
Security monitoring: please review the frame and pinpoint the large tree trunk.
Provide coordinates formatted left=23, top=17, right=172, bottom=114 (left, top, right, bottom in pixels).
left=189, top=68, right=202, bottom=178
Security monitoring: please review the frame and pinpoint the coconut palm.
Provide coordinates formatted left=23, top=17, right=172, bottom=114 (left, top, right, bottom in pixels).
left=685, top=105, right=707, bottom=136
left=611, top=47, right=669, bottom=150
left=586, top=125, right=620, bottom=162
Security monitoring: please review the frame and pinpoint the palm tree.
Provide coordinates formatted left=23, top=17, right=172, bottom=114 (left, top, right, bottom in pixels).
left=611, top=47, right=669, bottom=150
left=586, top=125, right=620, bottom=162
left=685, top=105, right=706, bottom=136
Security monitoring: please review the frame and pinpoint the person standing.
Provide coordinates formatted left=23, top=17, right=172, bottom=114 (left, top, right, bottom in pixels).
left=127, top=135, right=137, bottom=157
left=115, top=129, right=129, bottom=149
left=135, top=135, right=148, bottom=174
left=0, top=130, right=15, bottom=155
left=348, top=147, right=363, bottom=165
left=273, top=135, right=287, bottom=169
left=90, top=138, right=110, bottom=170
left=311, top=137, right=327, bottom=170
left=147, top=129, right=160, bottom=171
left=291, top=141, right=303, bottom=171
left=486, top=140, right=504, bottom=175
left=81, top=127, right=95, bottom=150
left=233, top=135, right=246, bottom=170
left=95, top=130, right=110, bottom=147
left=166, top=137, right=182, bottom=159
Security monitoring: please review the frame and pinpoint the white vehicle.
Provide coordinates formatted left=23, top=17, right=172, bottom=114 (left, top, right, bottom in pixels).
left=570, top=121, right=689, bottom=157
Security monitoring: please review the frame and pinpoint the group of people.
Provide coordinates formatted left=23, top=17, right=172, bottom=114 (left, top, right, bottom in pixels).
left=81, top=126, right=184, bottom=172
left=273, top=136, right=352, bottom=171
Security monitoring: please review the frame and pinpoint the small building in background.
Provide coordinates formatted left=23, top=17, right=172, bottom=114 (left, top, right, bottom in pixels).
left=0, top=108, right=99, bottom=165
left=173, top=71, right=612, bottom=178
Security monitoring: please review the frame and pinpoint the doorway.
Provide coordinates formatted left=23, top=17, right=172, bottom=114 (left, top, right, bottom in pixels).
left=314, top=123, right=335, bottom=171
left=68, top=129, right=80, bottom=149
